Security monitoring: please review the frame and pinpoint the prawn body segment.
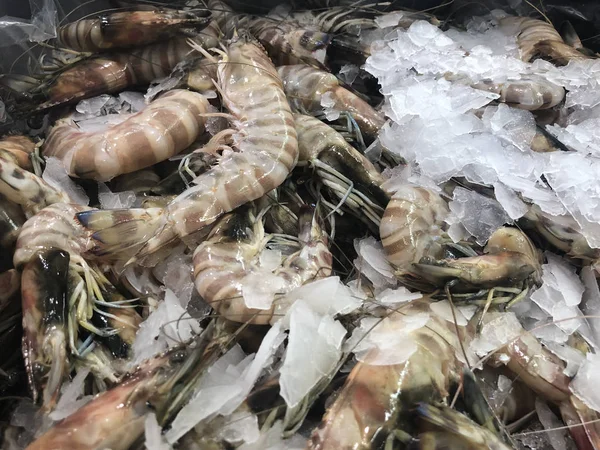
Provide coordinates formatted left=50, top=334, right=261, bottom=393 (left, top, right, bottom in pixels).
left=57, top=9, right=211, bottom=52
left=278, top=64, right=385, bottom=139
left=193, top=206, right=332, bottom=324
left=33, top=37, right=200, bottom=111
left=43, top=89, right=211, bottom=181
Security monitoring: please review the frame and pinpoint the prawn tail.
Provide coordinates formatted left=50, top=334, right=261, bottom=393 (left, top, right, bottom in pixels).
left=76, top=207, right=170, bottom=257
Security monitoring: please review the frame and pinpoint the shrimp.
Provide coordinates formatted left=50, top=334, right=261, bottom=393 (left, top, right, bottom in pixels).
left=15, top=203, right=142, bottom=402
left=247, top=17, right=332, bottom=68
left=521, top=204, right=600, bottom=262
left=26, top=321, right=229, bottom=450
left=77, top=36, right=299, bottom=260
left=56, top=9, right=211, bottom=52
left=43, top=89, right=211, bottom=181
left=278, top=64, right=385, bottom=139
left=308, top=299, right=510, bottom=449
left=472, top=77, right=565, bottom=110
left=481, top=313, right=600, bottom=448
left=20, top=37, right=201, bottom=112
left=380, top=184, right=450, bottom=276
left=0, top=135, right=37, bottom=170
left=294, top=113, right=387, bottom=227
left=21, top=248, right=70, bottom=411
left=25, top=349, right=181, bottom=450
left=500, top=17, right=590, bottom=65
left=193, top=205, right=332, bottom=325
left=0, top=149, right=70, bottom=217
left=381, top=185, right=541, bottom=292
left=414, top=227, right=543, bottom=291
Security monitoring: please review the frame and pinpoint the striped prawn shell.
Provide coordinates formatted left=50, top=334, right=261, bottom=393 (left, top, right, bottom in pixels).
left=472, top=77, right=565, bottom=110
left=248, top=17, right=331, bottom=67
left=0, top=149, right=70, bottom=217
left=57, top=10, right=209, bottom=53
left=0, top=135, right=36, bottom=170
left=13, top=203, right=92, bottom=268
left=500, top=17, right=588, bottom=64
left=379, top=184, right=449, bottom=271
left=278, top=64, right=385, bottom=137
left=40, top=37, right=198, bottom=110
left=165, top=39, right=298, bottom=240
left=43, top=89, right=210, bottom=181
left=192, top=211, right=332, bottom=325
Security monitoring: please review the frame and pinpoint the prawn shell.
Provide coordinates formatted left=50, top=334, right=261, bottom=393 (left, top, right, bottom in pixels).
left=57, top=9, right=211, bottom=52
left=37, top=37, right=198, bottom=111
left=43, top=89, right=210, bottom=181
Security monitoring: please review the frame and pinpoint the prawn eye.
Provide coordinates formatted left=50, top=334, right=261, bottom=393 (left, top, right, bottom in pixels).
left=170, top=350, right=187, bottom=363
left=26, top=114, right=45, bottom=131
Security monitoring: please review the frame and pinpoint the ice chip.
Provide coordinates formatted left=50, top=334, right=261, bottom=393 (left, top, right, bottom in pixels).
left=98, top=182, right=136, bottom=209
left=42, top=157, right=89, bottom=205
left=571, top=352, right=600, bottom=412
left=535, top=399, right=569, bottom=450
left=448, top=187, right=511, bottom=245
left=493, top=182, right=528, bottom=219
left=145, top=412, right=171, bottom=450
left=338, top=64, right=359, bottom=85
left=118, top=91, right=146, bottom=113
left=280, top=302, right=346, bottom=407
left=470, top=312, right=522, bottom=357
left=49, top=368, right=92, bottom=421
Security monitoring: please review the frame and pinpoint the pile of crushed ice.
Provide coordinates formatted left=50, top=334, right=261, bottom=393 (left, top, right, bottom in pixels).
left=366, top=14, right=600, bottom=249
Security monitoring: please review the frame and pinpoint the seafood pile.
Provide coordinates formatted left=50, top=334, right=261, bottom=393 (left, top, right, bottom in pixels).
left=2, top=0, right=600, bottom=449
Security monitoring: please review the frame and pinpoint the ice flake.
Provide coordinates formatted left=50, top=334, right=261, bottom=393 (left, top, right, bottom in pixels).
left=482, top=104, right=536, bottom=151
left=430, top=300, right=470, bottom=326
left=470, top=312, right=522, bottom=357
left=493, top=182, right=528, bottom=219
left=571, top=352, right=600, bottom=412
left=216, top=412, right=260, bottom=445
left=131, top=289, right=201, bottom=366
left=98, top=182, right=136, bottom=209
left=166, top=324, right=285, bottom=444
left=145, top=412, right=171, bottom=450
left=338, top=64, right=359, bottom=85
left=42, top=157, right=89, bottom=205
left=49, top=369, right=91, bottom=421
left=238, top=421, right=305, bottom=450
left=344, top=312, right=429, bottom=365
left=280, top=302, right=346, bottom=407
left=353, top=237, right=397, bottom=290
left=581, top=266, right=600, bottom=348
left=530, top=253, right=586, bottom=335
left=376, top=286, right=422, bottom=306
left=242, top=271, right=286, bottom=310
left=535, top=399, right=570, bottom=450
left=448, top=187, right=511, bottom=245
